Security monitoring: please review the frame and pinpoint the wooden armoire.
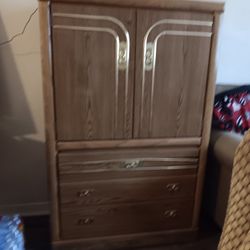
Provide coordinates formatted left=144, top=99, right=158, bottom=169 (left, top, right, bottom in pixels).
left=39, top=0, right=224, bottom=248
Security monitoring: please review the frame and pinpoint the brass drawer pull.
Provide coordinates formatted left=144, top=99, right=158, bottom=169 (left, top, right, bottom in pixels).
left=77, top=189, right=94, bottom=198
left=77, top=217, right=94, bottom=225
left=164, top=210, right=177, bottom=218
left=166, top=183, right=180, bottom=192
left=124, top=160, right=140, bottom=169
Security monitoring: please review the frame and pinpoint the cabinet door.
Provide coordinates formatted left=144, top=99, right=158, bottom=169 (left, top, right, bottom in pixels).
left=52, top=4, right=135, bottom=141
left=134, top=10, right=213, bottom=139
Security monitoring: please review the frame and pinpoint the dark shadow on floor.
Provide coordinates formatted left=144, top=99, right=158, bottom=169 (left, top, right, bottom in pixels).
left=23, top=216, right=51, bottom=250
left=22, top=215, right=221, bottom=250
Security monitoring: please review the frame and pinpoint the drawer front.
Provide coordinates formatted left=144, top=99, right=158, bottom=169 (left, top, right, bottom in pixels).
left=59, top=148, right=198, bottom=182
left=59, top=147, right=199, bottom=163
left=60, top=176, right=196, bottom=206
left=59, top=160, right=197, bottom=182
left=60, top=200, right=194, bottom=239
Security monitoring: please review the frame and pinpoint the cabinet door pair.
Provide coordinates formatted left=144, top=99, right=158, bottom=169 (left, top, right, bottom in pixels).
left=52, top=4, right=213, bottom=141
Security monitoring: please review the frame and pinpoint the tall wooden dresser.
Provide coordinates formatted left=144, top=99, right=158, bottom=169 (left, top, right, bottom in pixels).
left=39, top=0, right=224, bottom=248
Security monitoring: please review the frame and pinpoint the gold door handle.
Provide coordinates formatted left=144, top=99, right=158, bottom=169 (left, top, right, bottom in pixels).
left=144, top=42, right=154, bottom=71
left=118, top=42, right=128, bottom=70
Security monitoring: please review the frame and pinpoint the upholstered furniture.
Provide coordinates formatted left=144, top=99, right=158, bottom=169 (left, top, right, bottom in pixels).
left=218, top=129, right=250, bottom=250
left=206, top=84, right=248, bottom=227
left=208, top=131, right=243, bottom=227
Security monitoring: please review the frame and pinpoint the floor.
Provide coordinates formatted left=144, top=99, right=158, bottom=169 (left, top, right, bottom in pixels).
left=23, top=215, right=221, bottom=250
left=23, top=216, right=51, bottom=250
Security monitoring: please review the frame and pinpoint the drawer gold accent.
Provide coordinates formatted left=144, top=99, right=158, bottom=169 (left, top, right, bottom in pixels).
left=77, top=217, right=94, bottom=225
left=164, top=210, right=177, bottom=218
left=124, top=160, right=140, bottom=169
left=77, top=189, right=94, bottom=198
left=166, top=183, right=180, bottom=192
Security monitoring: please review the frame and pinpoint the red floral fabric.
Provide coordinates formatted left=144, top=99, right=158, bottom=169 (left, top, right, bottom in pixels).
left=213, top=86, right=250, bottom=134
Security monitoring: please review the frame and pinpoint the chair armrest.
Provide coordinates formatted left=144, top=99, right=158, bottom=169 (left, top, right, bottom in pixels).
left=208, top=130, right=243, bottom=227
left=210, top=130, right=243, bottom=168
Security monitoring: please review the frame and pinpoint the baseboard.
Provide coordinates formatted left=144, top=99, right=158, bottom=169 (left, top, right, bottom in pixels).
left=0, top=202, right=50, bottom=216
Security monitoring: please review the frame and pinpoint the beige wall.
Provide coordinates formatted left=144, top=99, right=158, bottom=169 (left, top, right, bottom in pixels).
left=0, top=0, right=48, bottom=215
left=217, top=0, right=250, bottom=84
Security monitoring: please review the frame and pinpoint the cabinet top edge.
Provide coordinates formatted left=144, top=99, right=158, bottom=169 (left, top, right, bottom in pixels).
left=38, top=0, right=225, bottom=13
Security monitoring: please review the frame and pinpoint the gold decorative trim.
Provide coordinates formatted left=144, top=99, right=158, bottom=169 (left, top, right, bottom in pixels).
left=60, top=165, right=197, bottom=173
left=60, top=157, right=198, bottom=166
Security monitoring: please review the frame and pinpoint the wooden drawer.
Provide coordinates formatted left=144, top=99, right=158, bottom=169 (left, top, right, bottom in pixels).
left=59, top=161, right=197, bottom=181
left=58, top=148, right=198, bottom=181
left=60, top=176, right=196, bottom=207
left=58, top=147, right=200, bottom=163
left=60, top=200, right=194, bottom=239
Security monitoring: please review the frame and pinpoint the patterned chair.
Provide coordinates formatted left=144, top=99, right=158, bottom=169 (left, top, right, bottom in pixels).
left=218, top=130, right=250, bottom=250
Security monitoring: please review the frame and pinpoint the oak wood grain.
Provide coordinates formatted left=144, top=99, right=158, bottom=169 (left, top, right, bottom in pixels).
left=57, top=137, right=201, bottom=150
left=39, top=0, right=225, bottom=13
left=60, top=199, right=194, bottom=239
left=59, top=176, right=196, bottom=206
left=134, top=10, right=212, bottom=138
left=60, top=167, right=197, bottom=182
left=59, top=158, right=198, bottom=170
left=52, top=4, right=136, bottom=141
left=58, top=147, right=199, bottom=164
left=58, top=149, right=198, bottom=181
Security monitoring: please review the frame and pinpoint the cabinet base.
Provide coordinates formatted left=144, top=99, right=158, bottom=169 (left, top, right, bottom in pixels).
left=53, top=228, right=198, bottom=250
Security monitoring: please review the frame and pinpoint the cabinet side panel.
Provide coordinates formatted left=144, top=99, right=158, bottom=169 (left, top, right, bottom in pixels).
left=39, top=1, right=60, bottom=240
left=192, top=13, right=221, bottom=227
